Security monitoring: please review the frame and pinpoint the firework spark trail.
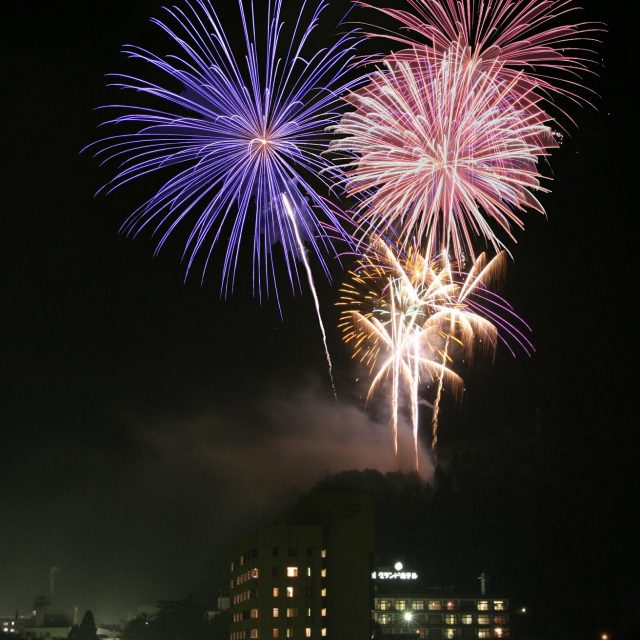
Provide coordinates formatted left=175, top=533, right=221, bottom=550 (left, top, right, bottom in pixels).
left=88, top=0, right=363, bottom=309
left=331, top=43, right=558, bottom=266
left=282, top=193, right=337, bottom=401
left=339, top=240, right=532, bottom=466
left=358, top=0, right=602, bottom=117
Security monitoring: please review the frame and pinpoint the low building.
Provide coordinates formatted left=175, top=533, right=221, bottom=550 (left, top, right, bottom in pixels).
left=372, top=565, right=509, bottom=639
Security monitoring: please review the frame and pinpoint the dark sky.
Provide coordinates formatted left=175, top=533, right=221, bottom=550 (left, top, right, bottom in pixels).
left=2, top=0, right=637, bottom=626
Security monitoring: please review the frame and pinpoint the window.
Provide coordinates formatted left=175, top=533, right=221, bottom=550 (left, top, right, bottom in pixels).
left=273, top=608, right=279, bottom=618
left=494, top=629, right=504, bottom=638
left=477, top=601, right=489, bottom=611
left=252, top=568, right=259, bottom=579
left=478, top=631, right=490, bottom=639
left=286, top=586, right=294, bottom=598
left=379, top=614, right=390, bottom=625
left=286, top=608, right=297, bottom=618
left=477, top=615, right=490, bottom=625
left=321, top=608, right=327, bottom=617
left=396, top=600, right=406, bottom=611
left=286, top=630, right=294, bottom=639
left=321, top=629, right=327, bottom=637
left=273, top=587, right=280, bottom=598
left=413, top=600, right=425, bottom=611
left=321, top=588, right=327, bottom=597
left=305, top=629, right=311, bottom=638
left=445, top=614, right=456, bottom=625
left=446, top=601, right=456, bottom=611
left=307, top=567, right=312, bottom=577
left=428, top=600, right=442, bottom=611
left=307, top=608, right=311, bottom=617
left=287, top=567, right=299, bottom=577
left=321, top=550, right=327, bottom=558
left=251, top=609, right=259, bottom=619
left=462, top=614, right=473, bottom=625
left=445, top=630, right=458, bottom=639
left=272, top=630, right=279, bottom=638
left=493, top=616, right=507, bottom=625
left=240, top=555, right=245, bottom=566
left=250, top=631, right=258, bottom=639
left=231, top=562, right=235, bottom=571
left=379, top=601, right=389, bottom=611
left=321, top=568, right=327, bottom=577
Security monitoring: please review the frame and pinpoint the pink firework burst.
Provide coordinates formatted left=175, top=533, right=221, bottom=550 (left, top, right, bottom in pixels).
left=331, top=42, right=558, bottom=264
left=358, top=0, right=602, bottom=113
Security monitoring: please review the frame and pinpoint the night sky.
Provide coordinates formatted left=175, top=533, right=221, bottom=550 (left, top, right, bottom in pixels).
left=2, top=0, right=637, bottom=627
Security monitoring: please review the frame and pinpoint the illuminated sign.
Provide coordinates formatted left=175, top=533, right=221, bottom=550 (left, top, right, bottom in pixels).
left=371, top=569, right=418, bottom=580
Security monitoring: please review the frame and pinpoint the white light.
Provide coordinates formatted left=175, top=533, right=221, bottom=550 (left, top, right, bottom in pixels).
left=403, top=612, right=413, bottom=622
left=394, top=562, right=403, bottom=571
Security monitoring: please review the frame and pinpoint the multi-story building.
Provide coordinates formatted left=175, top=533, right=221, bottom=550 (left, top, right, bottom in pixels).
left=228, top=491, right=375, bottom=640
left=372, top=575, right=510, bottom=640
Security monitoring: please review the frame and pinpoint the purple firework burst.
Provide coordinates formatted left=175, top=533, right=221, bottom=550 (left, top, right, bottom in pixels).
left=89, top=0, right=362, bottom=305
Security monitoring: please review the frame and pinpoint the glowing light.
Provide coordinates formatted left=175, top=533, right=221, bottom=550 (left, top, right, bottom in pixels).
left=338, top=240, right=531, bottom=465
left=89, top=0, right=363, bottom=306
left=332, top=42, right=557, bottom=266
left=403, top=611, right=414, bottom=622
left=394, top=561, right=403, bottom=571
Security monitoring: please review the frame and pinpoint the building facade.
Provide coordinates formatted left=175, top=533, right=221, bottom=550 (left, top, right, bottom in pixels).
left=228, top=491, right=375, bottom=639
left=372, top=593, right=510, bottom=639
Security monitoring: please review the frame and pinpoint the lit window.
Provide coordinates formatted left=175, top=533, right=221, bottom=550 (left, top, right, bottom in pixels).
left=251, top=609, right=259, bottom=619
left=321, top=608, right=327, bottom=617
left=321, top=550, right=327, bottom=558
left=286, top=630, right=294, bottom=638
left=478, top=631, right=490, bottom=639
left=446, top=601, right=456, bottom=611
left=462, top=614, right=473, bottom=625
left=252, top=568, right=259, bottom=579
left=321, top=629, right=327, bottom=637
left=379, top=601, right=389, bottom=611
left=428, top=600, right=442, bottom=611
left=286, top=608, right=297, bottom=618
left=305, top=629, right=311, bottom=638
left=413, top=601, right=424, bottom=611
left=250, top=630, right=258, bottom=639
left=478, top=615, right=490, bottom=625
left=396, top=600, right=406, bottom=611
left=379, top=615, right=389, bottom=625
left=307, top=567, right=312, bottom=577
left=477, top=601, right=489, bottom=611
left=286, top=586, right=294, bottom=598
left=272, top=630, right=279, bottom=638
left=287, top=567, right=299, bottom=578
left=321, top=588, right=327, bottom=597
left=273, top=608, right=279, bottom=618
left=495, top=628, right=504, bottom=638
left=445, top=631, right=457, bottom=639
left=445, top=614, right=456, bottom=625
left=493, top=601, right=505, bottom=611
left=494, top=616, right=507, bottom=625
left=307, top=608, right=311, bottom=617
left=273, top=588, right=280, bottom=597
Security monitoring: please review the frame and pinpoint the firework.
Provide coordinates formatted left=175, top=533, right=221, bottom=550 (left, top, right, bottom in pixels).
left=89, top=0, right=361, bottom=306
left=338, top=240, right=532, bottom=466
left=331, top=43, right=558, bottom=266
left=358, top=0, right=601, bottom=113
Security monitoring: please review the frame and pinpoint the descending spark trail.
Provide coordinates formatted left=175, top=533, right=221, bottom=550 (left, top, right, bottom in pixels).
left=339, top=241, right=532, bottom=466
left=282, top=193, right=337, bottom=401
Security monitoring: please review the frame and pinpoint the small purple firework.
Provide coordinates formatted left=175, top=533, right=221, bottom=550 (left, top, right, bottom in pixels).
left=89, top=0, right=362, bottom=305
